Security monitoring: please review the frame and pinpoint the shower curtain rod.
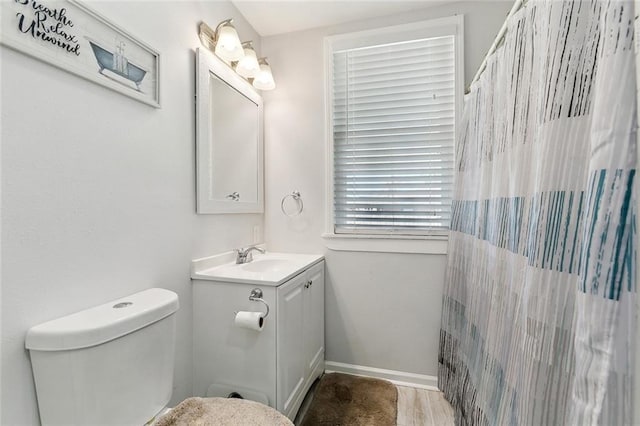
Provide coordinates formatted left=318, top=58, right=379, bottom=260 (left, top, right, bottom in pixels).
left=467, top=0, right=525, bottom=92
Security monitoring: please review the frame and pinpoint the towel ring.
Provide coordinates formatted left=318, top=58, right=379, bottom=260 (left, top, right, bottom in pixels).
left=280, top=191, right=303, bottom=216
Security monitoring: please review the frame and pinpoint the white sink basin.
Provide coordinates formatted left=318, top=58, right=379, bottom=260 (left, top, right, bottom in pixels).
left=241, top=258, right=291, bottom=273
left=191, top=251, right=324, bottom=286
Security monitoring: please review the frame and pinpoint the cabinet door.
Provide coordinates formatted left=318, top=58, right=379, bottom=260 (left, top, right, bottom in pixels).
left=304, top=262, right=325, bottom=377
left=276, top=273, right=306, bottom=415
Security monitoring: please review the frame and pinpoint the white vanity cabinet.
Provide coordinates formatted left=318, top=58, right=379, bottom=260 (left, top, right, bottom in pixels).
left=276, top=261, right=325, bottom=417
left=191, top=254, right=324, bottom=421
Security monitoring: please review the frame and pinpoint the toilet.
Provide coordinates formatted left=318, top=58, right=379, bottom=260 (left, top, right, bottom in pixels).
left=25, top=288, right=287, bottom=425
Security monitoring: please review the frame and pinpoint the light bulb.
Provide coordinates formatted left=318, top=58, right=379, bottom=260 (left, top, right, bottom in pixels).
left=235, top=44, right=260, bottom=78
left=214, top=22, right=244, bottom=62
left=253, top=58, right=276, bottom=90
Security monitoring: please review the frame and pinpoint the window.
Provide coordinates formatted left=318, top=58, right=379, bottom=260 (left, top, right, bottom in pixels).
left=326, top=17, right=463, bottom=240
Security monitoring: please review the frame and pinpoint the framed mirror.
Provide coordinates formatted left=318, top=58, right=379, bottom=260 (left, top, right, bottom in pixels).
left=196, top=47, right=264, bottom=213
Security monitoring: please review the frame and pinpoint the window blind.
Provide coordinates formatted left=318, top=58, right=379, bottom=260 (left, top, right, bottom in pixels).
left=332, top=35, right=455, bottom=234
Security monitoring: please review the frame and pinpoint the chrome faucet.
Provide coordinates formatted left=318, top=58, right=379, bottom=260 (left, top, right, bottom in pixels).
left=235, top=246, right=265, bottom=264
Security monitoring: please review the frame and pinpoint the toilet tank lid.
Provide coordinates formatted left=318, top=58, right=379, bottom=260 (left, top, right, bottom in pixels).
left=25, top=288, right=179, bottom=351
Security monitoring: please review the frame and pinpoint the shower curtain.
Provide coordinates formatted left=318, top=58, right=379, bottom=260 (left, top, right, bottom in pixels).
left=438, top=1, right=637, bottom=425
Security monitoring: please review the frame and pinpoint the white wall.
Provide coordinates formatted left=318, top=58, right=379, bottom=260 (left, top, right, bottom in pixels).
left=262, top=1, right=511, bottom=378
left=1, top=2, right=263, bottom=424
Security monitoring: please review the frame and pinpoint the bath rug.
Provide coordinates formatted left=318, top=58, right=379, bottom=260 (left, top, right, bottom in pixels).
left=154, top=397, right=293, bottom=426
left=300, top=373, right=397, bottom=426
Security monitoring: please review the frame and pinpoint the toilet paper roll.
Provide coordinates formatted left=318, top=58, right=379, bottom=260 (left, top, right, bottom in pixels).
left=234, top=311, right=265, bottom=331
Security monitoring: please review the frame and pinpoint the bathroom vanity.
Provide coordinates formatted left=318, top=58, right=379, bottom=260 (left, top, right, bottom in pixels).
left=191, top=251, right=325, bottom=421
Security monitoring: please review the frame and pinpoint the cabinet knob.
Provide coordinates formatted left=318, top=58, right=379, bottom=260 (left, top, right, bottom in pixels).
left=307, top=280, right=313, bottom=287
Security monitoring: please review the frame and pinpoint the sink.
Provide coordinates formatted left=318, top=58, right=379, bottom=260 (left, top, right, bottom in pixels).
left=241, top=258, right=291, bottom=273
left=191, top=251, right=324, bottom=286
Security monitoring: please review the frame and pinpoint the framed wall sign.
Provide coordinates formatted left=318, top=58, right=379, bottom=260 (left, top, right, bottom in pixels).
left=0, top=0, right=161, bottom=108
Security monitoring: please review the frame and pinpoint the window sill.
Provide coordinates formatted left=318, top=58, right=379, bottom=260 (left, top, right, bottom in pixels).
left=321, top=233, right=448, bottom=254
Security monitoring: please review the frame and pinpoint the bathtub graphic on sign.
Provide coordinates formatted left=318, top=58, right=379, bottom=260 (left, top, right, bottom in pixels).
left=85, top=36, right=147, bottom=92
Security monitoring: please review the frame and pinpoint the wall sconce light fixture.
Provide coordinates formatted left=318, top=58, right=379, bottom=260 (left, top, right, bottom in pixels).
left=253, top=58, right=276, bottom=90
left=199, top=19, right=276, bottom=90
left=214, top=20, right=244, bottom=61
left=199, top=19, right=243, bottom=62
left=235, top=41, right=260, bottom=78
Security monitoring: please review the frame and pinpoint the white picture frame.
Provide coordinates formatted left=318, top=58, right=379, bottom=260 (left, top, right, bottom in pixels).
left=0, top=0, right=160, bottom=108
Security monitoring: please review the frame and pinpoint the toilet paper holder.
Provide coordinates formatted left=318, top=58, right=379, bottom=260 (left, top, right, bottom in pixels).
left=234, top=288, right=269, bottom=318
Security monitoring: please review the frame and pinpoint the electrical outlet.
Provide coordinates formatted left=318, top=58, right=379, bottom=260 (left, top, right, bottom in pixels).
left=253, top=225, right=260, bottom=244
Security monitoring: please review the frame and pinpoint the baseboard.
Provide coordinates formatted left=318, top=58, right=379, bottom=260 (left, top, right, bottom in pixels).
left=324, top=361, right=439, bottom=391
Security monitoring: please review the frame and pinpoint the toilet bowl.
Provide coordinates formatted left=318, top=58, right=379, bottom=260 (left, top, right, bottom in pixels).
left=25, top=288, right=290, bottom=425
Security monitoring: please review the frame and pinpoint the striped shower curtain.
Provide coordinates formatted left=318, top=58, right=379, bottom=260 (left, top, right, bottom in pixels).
left=438, top=1, right=637, bottom=425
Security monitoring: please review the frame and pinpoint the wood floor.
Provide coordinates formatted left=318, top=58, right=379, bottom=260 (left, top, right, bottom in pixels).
left=294, top=380, right=454, bottom=425
left=396, top=385, right=454, bottom=426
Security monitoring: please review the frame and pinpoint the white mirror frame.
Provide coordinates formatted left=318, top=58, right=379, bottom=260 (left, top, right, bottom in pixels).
left=196, top=47, right=264, bottom=214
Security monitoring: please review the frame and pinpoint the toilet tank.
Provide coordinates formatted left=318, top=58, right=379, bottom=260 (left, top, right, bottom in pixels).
left=25, top=288, right=179, bottom=426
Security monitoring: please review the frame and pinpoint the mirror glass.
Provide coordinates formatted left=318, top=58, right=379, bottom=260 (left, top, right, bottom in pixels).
left=210, top=75, right=258, bottom=202
left=196, top=48, right=264, bottom=214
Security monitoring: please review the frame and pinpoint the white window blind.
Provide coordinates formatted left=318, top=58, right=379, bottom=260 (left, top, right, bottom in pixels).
left=332, top=35, right=455, bottom=235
